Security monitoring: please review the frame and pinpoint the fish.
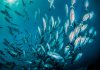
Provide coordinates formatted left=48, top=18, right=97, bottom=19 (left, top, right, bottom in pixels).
left=51, top=40, right=56, bottom=47
left=22, top=0, right=26, bottom=7
left=48, top=0, right=55, bottom=9
left=5, top=48, right=18, bottom=57
left=69, top=31, right=75, bottom=42
left=34, top=11, right=38, bottom=20
left=70, top=8, right=75, bottom=26
left=2, top=38, right=10, bottom=47
left=93, top=31, right=97, bottom=37
left=40, top=45, right=45, bottom=52
left=59, top=43, right=64, bottom=51
left=7, top=27, right=14, bottom=35
left=14, top=10, right=24, bottom=17
left=80, top=37, right=86, bottom=45
left=51, top=16, right=55, bottom=28
left=81, top=24, right=88, bottom=32
left=4, top=17, right=17, bottom=26
left=57, top=17, right=61, bottom=24
left=74, top=53, right=82, bottom=62
left=1, top=9, right=12, bottom=18
left=64, top=45, right=70, bottom=54
left=85, top=0, right=89, bottom=10
left=71, top=0, right=76, bottom=6
left=42, top=17, right=47, bottom=31
left=47, top=51, right=64, bottom=62
left=0, top=50, right=5, bottom=55
left=74, top=26, right=80, bottom=36
left=82, top=12, right=93, bottom=21
left=83, top=37, right=90, bottom=45
left=3, top=39, right=17, bottom=51
left=65, top=4, right=68, bottom=16
left=64, top=19, right=69, bottom=35
left=29, top=0, right=34, bottom=4
left=82, top=13, right=89, bottom=21
left=7, top=26, right=21, bottom=35
left=38, top=26, right=42, bottom=36
left=74, top=36, right=81, bottom=50
left=12, top=47, right=22, bottom=55
left=25, top=60, right=32, bottom=64
left=89, top=27, right=94, bottom=34
left=89, top=12, right=94, bottom=19
left=44, top=64, right=53, bottom=68
left=56, top=31, right=59, bottom=40
left=4, top=5, right=12, bottom=10
left=47, top=43, right=50, bottom=51
left=5, top=17, right=18, bottom=26
left=0, top=27, right=3, bottom=28
left=88, top=39, right=94, bottom=43
left=23, top=50, right=25, bottom=58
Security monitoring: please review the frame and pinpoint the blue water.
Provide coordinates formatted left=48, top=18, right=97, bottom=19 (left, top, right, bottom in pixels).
left=0, top=0, right=99, bottom=70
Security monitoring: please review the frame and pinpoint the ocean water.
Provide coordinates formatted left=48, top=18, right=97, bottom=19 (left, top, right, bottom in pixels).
left=0, top=0, right=99, bottom=70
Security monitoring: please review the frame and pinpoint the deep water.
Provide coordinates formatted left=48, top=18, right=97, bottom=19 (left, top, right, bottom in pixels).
left=0, top=0, right=100, bottom=70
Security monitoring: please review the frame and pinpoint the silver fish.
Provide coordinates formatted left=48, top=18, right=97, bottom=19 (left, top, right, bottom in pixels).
left=48, top=0, right=55, bottom=9
left=74, top=36, right=81, bottom=50
left=88, top=39, right=94, bottom=43
left=82, top=13, right=89, bottom=21
left=56, top=31, right=59, bottom=41
left=23, top=50, right=25, bottom=58
left=42, top=17, right=47, bottom=31
left=64, top=19, right=69, bottom=35
left=51, top=16, right=55, bottom=28
left=69, top=31, right=75, bottom=42
left=65, top=4, right=68, bottom=16
left=89, top=27, right=94, bottom=34
left=59, top=43, right=64, bottom=51
left=85, top=0, right=89, bottom=10
left=25, top=60, right=32, bottom=64
left=38, top=26, right=41, bottom=36
left=81, top=24, right=88, bottom=32
left=64, top=45, right=70, bottom=54
left=89, top=12, right=94, bottom=19
left=47, top=43, right=50, bottom=51
left=47, top=51, right=64, bottom=62
left=82, top=12, right=93, bottom=21
left=74, top=53, right=82, bottom=62
left=80, top=36, right=86, bottom=45
left=44, top=64, right=53, bottom=68
left=74, top=26, right=80, bottom=36
left=83, top=37, right=90, bottom=45
left=70, top=8, right=75, bottom=26
left=5, top=48, right=18, bottom=57
left=57, top=17, right=61, bottom=24
left=93, top=31, right=97, bottom=37
left=40, top=45, right=45, bottom=52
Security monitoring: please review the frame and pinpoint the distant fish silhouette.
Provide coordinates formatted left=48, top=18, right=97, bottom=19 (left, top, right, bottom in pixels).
left=14, top=10, right=24, bottom=17
left=22, top=0, right=26, bottom=7
left=1, top=9, right=12, bottom=19
left=29, top=0, right=34, bottom=4
left=4, top=5, right=12, bottom=10
left=0, top=50, right=5, bottom=56
left=4, top=17, right=18, bottom=26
